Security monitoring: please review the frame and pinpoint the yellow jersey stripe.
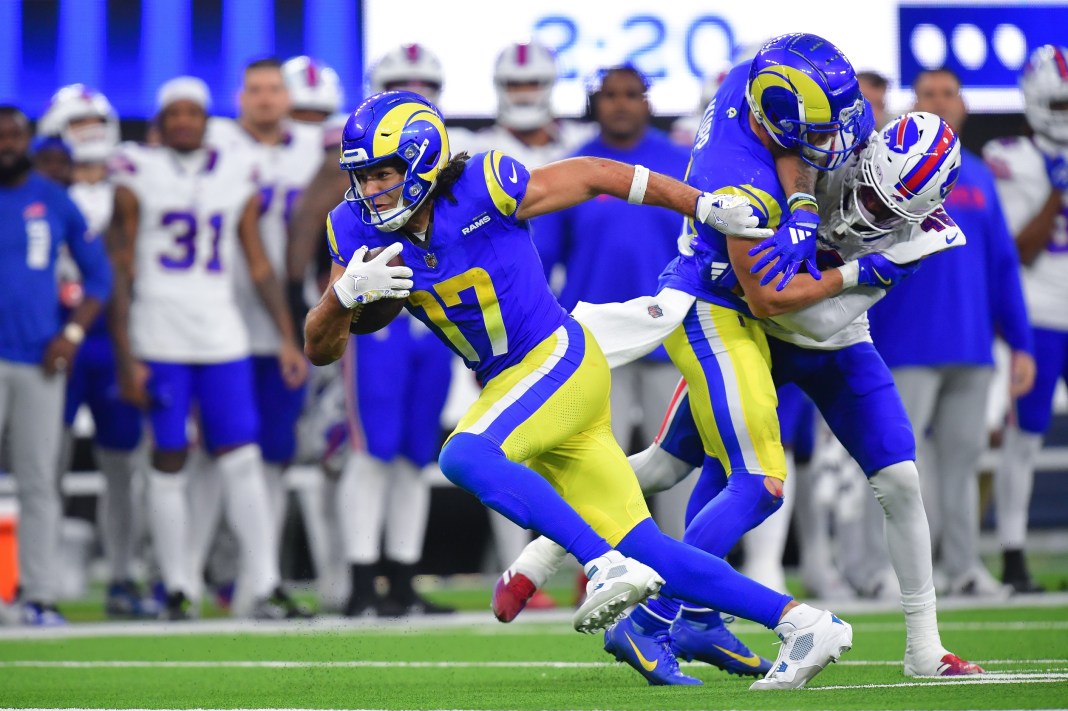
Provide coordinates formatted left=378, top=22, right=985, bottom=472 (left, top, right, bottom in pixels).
left=484, top=151, right=518, bottom=216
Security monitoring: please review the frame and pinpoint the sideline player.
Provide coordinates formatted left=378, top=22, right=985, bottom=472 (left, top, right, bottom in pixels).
left=202, top=58, right=319, bottom=564
left=305, top=89, right=857, bottom=691
left=107, top=77, right=307, bottom=619
left=37, top=85, right=157, bottom=617
left=984, top=45, right=1068, bottom=593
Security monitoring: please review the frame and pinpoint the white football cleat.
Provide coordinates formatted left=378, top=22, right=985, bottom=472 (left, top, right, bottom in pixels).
left=904, top=645, right=984, bottom=677
left=573, top=551, right=664, bottom=633
left=750, top=606, right=853, bottom=690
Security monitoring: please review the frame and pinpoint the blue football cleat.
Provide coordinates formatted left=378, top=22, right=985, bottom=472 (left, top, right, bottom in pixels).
left=106, top=581, right=162, bottom=619
left=671, top=613, right=772, bottom=678
left=604, top=615, right=703, bottom=686
left=21, top=601, right=66, bottom=626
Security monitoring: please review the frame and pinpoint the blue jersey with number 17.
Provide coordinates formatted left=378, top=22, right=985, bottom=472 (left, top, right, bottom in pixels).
left=326, top=151, right=569, bottom=384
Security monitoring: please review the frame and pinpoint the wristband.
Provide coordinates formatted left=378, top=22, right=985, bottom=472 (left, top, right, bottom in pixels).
left=787, top=192, right=819, bottom=212
left=837, top=261, right=859, bottom=289
left=628, top=165, right=650, bottom=205
left=62, top=322, right=86, bottom=346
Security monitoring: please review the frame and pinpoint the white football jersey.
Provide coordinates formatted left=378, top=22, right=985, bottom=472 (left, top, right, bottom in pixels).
left=460, top=120, right=596, bottom=168
left=69, top=180, right=114, bottom=238
left=761, top=163, right=966, bottom=350
left=206, top=118, right=323, bottom=354
left=111, top=141, right=258, bottom=363
left=983, top=135, right=1068, bottom=331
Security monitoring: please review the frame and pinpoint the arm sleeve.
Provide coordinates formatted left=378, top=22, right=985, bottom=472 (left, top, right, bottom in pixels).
left=325, top=212, right=346, bottom=266
left=64, top=197, right=112, bottom=302
left=983, top=177, right=1034, bottom=354
left=768, top=286, right=886, bottom=342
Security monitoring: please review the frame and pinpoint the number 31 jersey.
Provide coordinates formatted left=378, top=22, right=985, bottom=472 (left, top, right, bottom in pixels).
left=111, top=142, right=259, bottom=363
left=326, top=151, right=569, bottom=384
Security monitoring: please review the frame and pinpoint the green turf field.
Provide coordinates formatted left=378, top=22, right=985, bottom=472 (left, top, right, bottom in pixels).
left=1, top=601, right=1066, bottom=710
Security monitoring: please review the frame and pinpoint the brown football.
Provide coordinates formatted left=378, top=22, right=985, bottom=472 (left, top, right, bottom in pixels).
left=349, top=246, right=408, bottom=335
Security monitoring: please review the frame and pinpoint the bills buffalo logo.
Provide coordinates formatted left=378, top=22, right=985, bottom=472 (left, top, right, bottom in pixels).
left=884, top=116, right=921, bottom=154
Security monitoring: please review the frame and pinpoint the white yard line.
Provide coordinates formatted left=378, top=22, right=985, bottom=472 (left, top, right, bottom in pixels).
left=810, top=671, right=1068, bottom=690
left=2, top=615, right=1067, bottom=642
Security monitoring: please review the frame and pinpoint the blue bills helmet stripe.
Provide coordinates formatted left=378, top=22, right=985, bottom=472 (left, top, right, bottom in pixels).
left=895, top=120, right=958, bottom=198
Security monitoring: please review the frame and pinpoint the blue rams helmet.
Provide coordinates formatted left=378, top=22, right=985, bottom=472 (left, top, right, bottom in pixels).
left=746, top=33, right=865, bottom=171
left=339, top=90, right=450, bottom=232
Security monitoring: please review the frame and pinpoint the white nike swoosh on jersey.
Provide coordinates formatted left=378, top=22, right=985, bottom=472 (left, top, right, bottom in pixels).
left=509, top=164, right=518, bottom=183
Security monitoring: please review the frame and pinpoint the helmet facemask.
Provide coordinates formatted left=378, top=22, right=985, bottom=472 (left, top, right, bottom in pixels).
left=343, top=139, right=436, bottom=233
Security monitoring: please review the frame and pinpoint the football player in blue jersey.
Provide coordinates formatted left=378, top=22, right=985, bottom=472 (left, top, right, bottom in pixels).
left=498, top=111, right=986, bottom=683
left=305, top=89, right=855, bottom=690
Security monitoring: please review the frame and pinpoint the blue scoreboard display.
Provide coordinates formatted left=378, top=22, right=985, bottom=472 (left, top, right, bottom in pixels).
left=1, top=0, right=364, bottom=119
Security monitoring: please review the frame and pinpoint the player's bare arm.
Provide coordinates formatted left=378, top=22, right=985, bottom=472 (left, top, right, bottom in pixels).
left=516, top=158, right=768, bottom=239
left=1015, top=189, right=1063, bottom=265
left=516, top=158, right=699, bottom=219
left=729, top=237, right=845, bottom=319
left=106, top=184, right=150, bottom=407
left=304, top=260, right=353, bottom=366
left=237, top=194, right=308, bottom=388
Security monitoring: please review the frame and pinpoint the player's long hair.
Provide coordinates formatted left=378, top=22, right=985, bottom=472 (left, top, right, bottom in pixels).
left=429, top=151, right=469, bottom=205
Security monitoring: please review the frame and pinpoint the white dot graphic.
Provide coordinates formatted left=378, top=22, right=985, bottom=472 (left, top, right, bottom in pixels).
left=993, top=24, right=1028, bottom=69
left=911, top=24, right=947, bottom=69
left=952, top=23, right=987, bottom=70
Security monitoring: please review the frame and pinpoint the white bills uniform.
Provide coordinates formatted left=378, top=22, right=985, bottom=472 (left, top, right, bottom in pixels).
left=207, top=118, right=323, bottom=354
left=69, top=180, right=114, bottom=237
left=111, top=142, right=258, bottom=363
left=983, top=136, right=1068, bottom=332
left=761, top=163, right=967, bottom=350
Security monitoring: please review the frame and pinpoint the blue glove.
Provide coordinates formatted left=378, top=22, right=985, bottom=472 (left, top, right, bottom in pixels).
left=1043, top=151, right=1068, bottom=192
left=852, top=98, right=876, bottom=154
left=748, top=210, right=821, bottom=291
left=856, top=253, right=920, bottom=289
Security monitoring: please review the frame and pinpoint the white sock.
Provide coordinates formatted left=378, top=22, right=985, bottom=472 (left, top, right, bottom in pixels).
left=217, top=444, right=279, bottom=611
left=742, top=458, right=795, bottom=593
left=996, top=426, right=1042, bottom=549
left=628, top=443, right=696, bottom=495
left=383, top=459, right=429, bottom=564
left=96, top=447, right=138, bottom=582
left=510, top=535, right=568, bottom=588
left=775, top=602, right=822, bottom=636
left=489, top=510, right=533, bottom=570
left=184, top=449, right=223, bottom=603
left=147, top=468, right=191, bottom=595
left=338, top=451, right=389, bottom=564
left=869, top=461, right=944, bottom=654
left=262, top=462, right=288, bottom=542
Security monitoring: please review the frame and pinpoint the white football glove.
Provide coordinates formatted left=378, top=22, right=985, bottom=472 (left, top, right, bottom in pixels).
left=695, top=192, right=773, bottom=239
left=332, top=242, right=414, bottom=310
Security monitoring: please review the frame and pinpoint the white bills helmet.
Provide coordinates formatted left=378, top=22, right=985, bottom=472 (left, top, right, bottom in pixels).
left=834, top=111, right=961, bottom=237
left=1021, top=44, right=1068, bottom=144
left=38, top=84, right=119, bottom=164
left=283, top=56, right=344, bottom=115
left=369, top=44, right=444, bottom=105
left=493, top=41, right=557, bottom=130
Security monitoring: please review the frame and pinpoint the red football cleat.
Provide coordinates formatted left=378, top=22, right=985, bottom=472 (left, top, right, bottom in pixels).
left=938, top=653, right=984, bottom=676
left=492, top=571, right=537, bottom=623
